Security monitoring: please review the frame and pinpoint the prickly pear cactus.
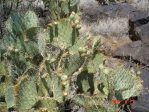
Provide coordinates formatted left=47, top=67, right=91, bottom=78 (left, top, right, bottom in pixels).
left=0, top=1, right=143, bottom=112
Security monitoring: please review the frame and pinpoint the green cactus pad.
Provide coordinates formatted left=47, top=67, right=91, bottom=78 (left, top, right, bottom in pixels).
left=5, top=10, right=39, bottom=37
left=50, top=19, right=79, bottom=48
left=5, top=12, right=24, bottom=36
left=64, top=54, right=84, bottom=76
left=0, top=63, right=9, bottom=97
left=46, top=75, right=63, bottom=103
left=61, top=0, right=69, bottom=16
left=15, top=76, right=38, bottom=112
left=5, top=86, right=16, bottom=109
left=68, top=38, right=86, bottom=55
left=100, top=67, right=143, bottom=100
left=24, top=41, right=39, bottom=58
left=23, top=11, right=39, bottom=30
left=113, top=68, right=143, bottom=100
left=39, top=98, right=58, bottom=112
left=74, top=94, right=105, bottom=109
left=87, top=53, right=105, bottom=73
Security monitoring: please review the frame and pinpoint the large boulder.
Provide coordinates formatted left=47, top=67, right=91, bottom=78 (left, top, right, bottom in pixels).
left=135, top=22, right=149, bottom=44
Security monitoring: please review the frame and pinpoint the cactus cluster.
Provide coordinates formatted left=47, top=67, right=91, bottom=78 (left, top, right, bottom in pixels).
left=0, top=0, right=143, bottom=112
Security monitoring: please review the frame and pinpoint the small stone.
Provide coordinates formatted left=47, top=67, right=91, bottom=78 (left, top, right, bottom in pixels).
left=61, top=81, right=67, bottom=86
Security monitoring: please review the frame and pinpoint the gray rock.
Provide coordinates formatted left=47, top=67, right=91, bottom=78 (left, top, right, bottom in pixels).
left=132, top=68, right=149, bottom=112
left=113, top=41, right=141, bottom=58
left=135, top=23, right=149, bottom=44
left=129, top=16, right=149, bottom=41
left=113, top=41, right=149, bottom=65
left=81, top=3, right=149, bottom=22
left=134, top=45, right=149, bottom=65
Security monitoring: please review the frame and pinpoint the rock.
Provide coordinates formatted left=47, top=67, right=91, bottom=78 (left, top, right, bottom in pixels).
left=134, top=45, right=149, bottom=65
left=135, top=23, right=149, bottom=44
left=129, top=15, right=149, bottom=41
left=104, top=57, right=124, bottom=69
left=132, top=68, right=149, bottom=112
left=113, top=40, right=149, bottom=65
left=80, top=0, right=105, bottom=23
left=113, top=41, right=141, bottom=58
left=100, top=37, right=131, bottom=55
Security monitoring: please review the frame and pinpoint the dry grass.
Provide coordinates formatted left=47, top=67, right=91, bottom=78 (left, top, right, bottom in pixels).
left=130, top=0, right=149, bottom=11
left=79, top=0, right=98, bottom=7
left=91, top=17, right=129, bottom=38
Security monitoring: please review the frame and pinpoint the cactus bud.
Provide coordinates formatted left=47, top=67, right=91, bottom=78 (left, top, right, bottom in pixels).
left=63, top=92, right=68, bottom=96
left=74, top=19, right=80, bottom=24
left=50, top=58, right=56, bottom=62
left=46, top=54, right=51, bottom=61
left=130, top=68, right=135, bottom=74
left=103, top=68, right=110, bottom=74
left=8, top=46, right=14, bottom=51
left=24, top=38, right=29, bottom=42
left=99, top=64, right=104, bottom=69
left=54, top=21, right=58, bottom=25
left=78, top=47, right=87, bottom=53
left=70, top=12, right=75, bottom=19
left=57, top=73, right=63, bottom=77
left=57, top=67, right=64, bottom=73
left=14, top=49, right=19, bottom=52
left=41, top=73, right=48, bottom=78
left=61, top=75, right=68, bottom=81
left=71, top=22, right=76, bottom=27
left=76, top=24, right=81, bottom=29
left=136, top=71, right=141, bottom=75
left=87, top=50, right=92, bottom=55
left=41, top=108, right=48, bottom=112
left=80, top=53, right=87, bottom=57
left=61, top=81, right=67, bottom=86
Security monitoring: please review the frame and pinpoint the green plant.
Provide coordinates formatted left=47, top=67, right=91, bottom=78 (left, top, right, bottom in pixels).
left=42, top=0, right=79, bottom=20
left=0, top=1, right=143, bottom=112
